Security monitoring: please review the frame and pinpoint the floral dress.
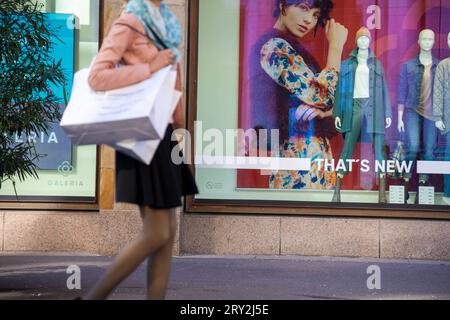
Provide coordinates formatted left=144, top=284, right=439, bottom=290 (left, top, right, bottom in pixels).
left=260, top=37, right=338, bottom=190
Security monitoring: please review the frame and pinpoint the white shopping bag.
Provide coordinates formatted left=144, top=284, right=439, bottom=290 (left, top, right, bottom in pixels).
left=110, top=90, right=183, bottom=165
left=60, top=65, right=177, bottom=146
left=114, top=139, right=161, bottom=165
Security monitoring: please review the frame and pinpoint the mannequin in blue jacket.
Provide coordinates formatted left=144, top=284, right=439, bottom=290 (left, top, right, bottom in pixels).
left=332, top=27, right=392, bottom=203
left=398, top=29, right=440, bottom=204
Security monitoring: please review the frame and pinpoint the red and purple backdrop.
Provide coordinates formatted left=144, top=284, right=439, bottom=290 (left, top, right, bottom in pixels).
left=237, top=0, right=450, bottom=191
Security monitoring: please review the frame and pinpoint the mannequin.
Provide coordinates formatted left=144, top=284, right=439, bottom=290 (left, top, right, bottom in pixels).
left=332, top=27, right=392, bottom=203
left=397, top=29, right=440, bottom=204
left=434, top=32, right=450, bottom=204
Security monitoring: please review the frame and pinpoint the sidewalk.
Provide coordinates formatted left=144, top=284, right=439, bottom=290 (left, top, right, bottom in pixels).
left=0, top=254, right=449, bottom=300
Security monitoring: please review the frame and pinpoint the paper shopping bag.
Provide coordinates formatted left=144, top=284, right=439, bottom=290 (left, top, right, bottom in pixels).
left=109, top=89, right=183, bottom=165
left=114, top=139, right=161, bottom=165
left=60, top=65, right=177, bottom=146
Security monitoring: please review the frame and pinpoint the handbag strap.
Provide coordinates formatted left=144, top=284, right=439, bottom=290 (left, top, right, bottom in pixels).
left=115, top=22, right=166, bottom=49
left=115, top=22, right=150, bottom=40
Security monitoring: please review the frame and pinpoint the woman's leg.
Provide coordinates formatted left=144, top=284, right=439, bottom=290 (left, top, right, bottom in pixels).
left=84, top=207, right=172, bottom=300
left=145, top=208, right=178, bottom=300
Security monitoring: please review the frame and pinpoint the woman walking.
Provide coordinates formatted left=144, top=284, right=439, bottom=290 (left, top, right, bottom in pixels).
left=84, top=0, right=198, bottom=300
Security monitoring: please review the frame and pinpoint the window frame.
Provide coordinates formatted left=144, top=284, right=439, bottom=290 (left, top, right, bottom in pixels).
left=0, top=0, right=108, bottom=212
left=184, top=0, right=450, bottom=220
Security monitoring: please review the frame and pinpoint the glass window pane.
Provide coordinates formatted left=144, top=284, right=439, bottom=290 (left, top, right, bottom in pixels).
left=0, top=0, right=100, bottom=202
left=194, top=0, right=450, bottom=209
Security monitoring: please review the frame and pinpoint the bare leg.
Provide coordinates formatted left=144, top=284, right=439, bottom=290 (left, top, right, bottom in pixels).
left=146, top=208, right=178, bottom=300
left=84, top=207, right=172, bottom=300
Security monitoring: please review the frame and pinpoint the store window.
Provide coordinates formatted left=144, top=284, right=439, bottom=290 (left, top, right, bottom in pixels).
left=191, top=0, right=450, bottom=214
left=0, top=0, right=100, bottom=202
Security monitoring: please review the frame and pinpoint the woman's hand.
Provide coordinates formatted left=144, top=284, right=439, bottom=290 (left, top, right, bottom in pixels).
left=325, top=19, right=348, bottom=50
left=325, top=19, right=348, bottom=72
left=149, top=49, right=175, bottom=74
left=295, top=105, right=332, bottom=121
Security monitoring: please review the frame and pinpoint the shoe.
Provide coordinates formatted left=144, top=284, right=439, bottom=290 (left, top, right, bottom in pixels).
left=379, top=175, right=387, bottom=204
left=332, top=176, right=342, bottom=203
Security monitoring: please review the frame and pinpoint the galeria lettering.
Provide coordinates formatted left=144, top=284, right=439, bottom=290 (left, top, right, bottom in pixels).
left=14, top=131, right=59, bottom=144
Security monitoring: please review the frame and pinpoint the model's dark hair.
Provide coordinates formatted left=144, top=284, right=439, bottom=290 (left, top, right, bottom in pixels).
left=274, top=0, right=334, bottom=32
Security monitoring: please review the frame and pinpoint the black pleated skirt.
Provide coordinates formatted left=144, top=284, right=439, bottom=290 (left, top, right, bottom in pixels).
left=115, top=125, right=198, bottom=209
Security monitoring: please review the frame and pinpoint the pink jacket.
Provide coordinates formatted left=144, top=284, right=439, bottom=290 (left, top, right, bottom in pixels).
left=88, top=13, right=159, bottom=91
left=88, top=12, right=185, bottom=128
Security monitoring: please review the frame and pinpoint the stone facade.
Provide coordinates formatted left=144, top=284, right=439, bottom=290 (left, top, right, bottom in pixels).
left=181, top=214, right=450, bottom=260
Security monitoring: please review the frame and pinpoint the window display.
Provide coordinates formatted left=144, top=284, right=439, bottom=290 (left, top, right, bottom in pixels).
left=0, top=0, right=100, bottom=202
left=193, top=0, right=450, bottom=210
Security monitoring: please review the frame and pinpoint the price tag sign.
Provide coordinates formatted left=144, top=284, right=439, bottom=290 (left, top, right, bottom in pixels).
left=418, top=187, right=435, bottom=205
left=389, top=186, right=405, bottom=204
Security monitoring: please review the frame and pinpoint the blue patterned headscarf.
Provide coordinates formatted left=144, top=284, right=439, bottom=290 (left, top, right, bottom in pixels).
left=125, top=0, right=183, bottom=62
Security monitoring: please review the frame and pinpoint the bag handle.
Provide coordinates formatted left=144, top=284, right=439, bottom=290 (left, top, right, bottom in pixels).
left=115, top=22, right=167, bottom=50
left=115, top=22, right=149, bottom=39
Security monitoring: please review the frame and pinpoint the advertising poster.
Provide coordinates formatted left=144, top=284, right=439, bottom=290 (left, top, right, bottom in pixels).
left=237, top=0, right=450, bottom=202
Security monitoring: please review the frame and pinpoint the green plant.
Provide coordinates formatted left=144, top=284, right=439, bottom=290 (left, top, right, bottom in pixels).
left=0, top=0, right=66, bottom=196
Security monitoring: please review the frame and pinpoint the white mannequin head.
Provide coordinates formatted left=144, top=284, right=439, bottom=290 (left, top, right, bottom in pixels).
left=357, top=36, right=370, bottom=50
left=355, top=27, right=371, bottom=51
left=418, top=29, right=435, bottom=52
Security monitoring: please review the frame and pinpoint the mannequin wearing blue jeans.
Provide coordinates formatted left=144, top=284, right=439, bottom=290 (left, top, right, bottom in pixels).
left=403, top=108, right=438, bottom=182
left=398, top=29, right=439, bottom=203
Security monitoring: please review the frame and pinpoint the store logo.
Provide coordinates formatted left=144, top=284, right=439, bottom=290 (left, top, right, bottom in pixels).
left=171, top=121, right=282, bottom=171
left=58, top=161, right=74, bottom=177
left=66, top=265, right=81, bottom=290
left=48, top=179, right=84, bottom=188
left=14, top=131, right=58, bottom=144
left=206, top=181, right=224, bottom=190
left=367, top=265, right=381, bottom=290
